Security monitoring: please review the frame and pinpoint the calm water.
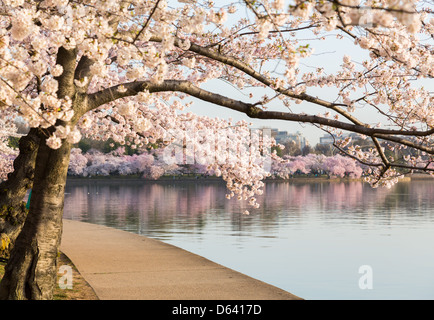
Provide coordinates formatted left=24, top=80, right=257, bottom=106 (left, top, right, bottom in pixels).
left=63, top=178, right=434, bottom=300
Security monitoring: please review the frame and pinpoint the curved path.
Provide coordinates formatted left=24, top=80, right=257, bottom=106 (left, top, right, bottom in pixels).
left=60, top=219, right=302, bottom=300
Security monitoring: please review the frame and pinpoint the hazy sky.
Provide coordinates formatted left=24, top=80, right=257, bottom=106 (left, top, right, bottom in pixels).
left=173, top=1, right=431, bottom=146
left=184, top=28, right=370, bottom=146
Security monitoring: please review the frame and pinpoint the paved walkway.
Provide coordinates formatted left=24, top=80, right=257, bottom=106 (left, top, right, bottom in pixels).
left=60, top=219, right=302, bottom=300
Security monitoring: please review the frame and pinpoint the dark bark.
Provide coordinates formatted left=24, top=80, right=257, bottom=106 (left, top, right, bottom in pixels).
left=0, top=129, right=40, bottom=259
left=0, top=135, right=72, bottom=300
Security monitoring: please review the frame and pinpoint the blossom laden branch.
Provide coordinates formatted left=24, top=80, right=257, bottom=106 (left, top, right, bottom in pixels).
left=88, top=79, right=434, bottom=156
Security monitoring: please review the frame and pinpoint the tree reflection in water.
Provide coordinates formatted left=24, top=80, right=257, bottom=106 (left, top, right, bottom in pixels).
left=64, top=178, right=434, bottom=237
left=63, top=178, right=434, bottom=299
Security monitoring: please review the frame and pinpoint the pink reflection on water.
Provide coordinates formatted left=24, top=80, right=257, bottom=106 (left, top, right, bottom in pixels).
left=64, top=179, right=434, bottom=231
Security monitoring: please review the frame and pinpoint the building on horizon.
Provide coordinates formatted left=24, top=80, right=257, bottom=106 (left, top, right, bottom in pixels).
left=270, top=129, right=308, bottom=150
left=319, top=132, right=360, bottom=145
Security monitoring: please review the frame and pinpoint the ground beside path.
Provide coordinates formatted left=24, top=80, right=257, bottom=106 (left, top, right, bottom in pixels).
left=60, top=219, right=303, bottom=300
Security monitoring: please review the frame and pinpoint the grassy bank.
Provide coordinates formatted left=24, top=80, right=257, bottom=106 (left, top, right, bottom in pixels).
left=0, top=260, right=4, bottom=278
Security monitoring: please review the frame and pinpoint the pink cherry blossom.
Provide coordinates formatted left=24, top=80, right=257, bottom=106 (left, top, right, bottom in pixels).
left=0, top=0, right=432, bottom=206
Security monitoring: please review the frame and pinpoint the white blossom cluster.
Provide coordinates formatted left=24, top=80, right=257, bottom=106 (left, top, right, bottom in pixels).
left=0, top=0, right=432, bottom=209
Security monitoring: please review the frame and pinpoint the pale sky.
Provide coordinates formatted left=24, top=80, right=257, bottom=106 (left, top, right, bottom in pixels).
left=174, top=1, right=431, bottom=146
left=185, top=29, right=371, bottom=146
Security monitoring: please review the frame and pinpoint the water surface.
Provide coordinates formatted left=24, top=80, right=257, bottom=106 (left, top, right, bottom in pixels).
left=63, top=178, right=434, bottom=299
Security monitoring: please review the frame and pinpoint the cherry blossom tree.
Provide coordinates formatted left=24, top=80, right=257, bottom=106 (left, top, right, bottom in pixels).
left=0, top=118, right=18, bottom=181
left=0, top=0, right=432, bottom=299
left=321, top=154, right=364, bottom=178
left=68, top=147, right=176, bottom=178
left=270, top=153, right=364, bottom=178
left=69, top=146, right=367, bottom=180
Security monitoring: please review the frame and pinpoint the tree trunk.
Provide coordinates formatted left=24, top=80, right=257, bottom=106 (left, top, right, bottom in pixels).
left=0, top=136, right=72, bottom=300
left=0, top=129, right=40, bottom=259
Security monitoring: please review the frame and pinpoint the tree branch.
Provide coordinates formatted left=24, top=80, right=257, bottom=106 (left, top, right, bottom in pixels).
left=74, top=55, right=94, bottom=81
left=54, top=47, right=77, bottom=99
left=134, top=0, right=161, bottom=43
left=148, top=35, right=388, bottom=126
left=88, top=79, right=434, bottom=155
